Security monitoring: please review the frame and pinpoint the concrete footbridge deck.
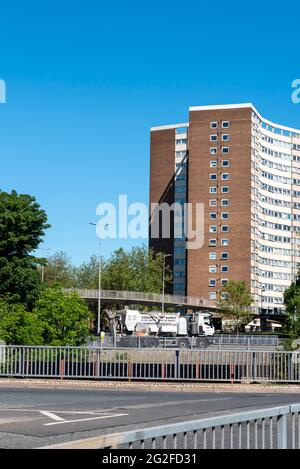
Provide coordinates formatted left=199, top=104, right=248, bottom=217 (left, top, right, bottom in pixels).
left=66, top=289, right=218, bottom=312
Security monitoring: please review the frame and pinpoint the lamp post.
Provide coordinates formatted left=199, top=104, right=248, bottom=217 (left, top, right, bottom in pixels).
left=162, top=254, right=172, bottom=315
left=260, top=287, right=266, bottom=331
left=89, top=222, right=110, bottom=337
left=37, top=248, right=52, bottom=283
left=260, top=287, right=266, bottom=315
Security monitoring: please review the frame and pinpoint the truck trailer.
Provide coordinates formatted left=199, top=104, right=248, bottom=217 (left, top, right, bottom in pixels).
left=109, top=309, right=215, bottom=349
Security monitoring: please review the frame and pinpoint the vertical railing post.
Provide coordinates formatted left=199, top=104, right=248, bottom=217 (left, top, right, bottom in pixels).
left=277, top=413, right=288, bottom=449
left=175, top=350, right=180, bottom=380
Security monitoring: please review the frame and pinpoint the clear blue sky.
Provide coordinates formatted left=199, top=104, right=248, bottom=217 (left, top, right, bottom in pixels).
left=1, top=0, right=300, bottom=264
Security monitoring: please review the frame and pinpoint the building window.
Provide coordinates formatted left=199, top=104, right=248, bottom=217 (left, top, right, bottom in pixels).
left=221, top=279, right=228, bottom=287
left=209, top=279, right=217, bottom=287
left=210, top=147, right=218, bottom=155
left=221, top=199, right=230, bottom=206
left=222, top=160, right=229, bottom=167
left=210, top=135, right=218, bottom=142
left=222, top=134, right=230, bottom=141
left=221, top=212, right=229, bottom=220
left=221, top=225, right=229, bottom=232
left=220, top=292, right=228, bottom=299
left=222, top=121, right=230, bottom=128
left=175, top=185, right=186, bottom=193
left=175, top=247, right=185, bottom=254
left=210, top=173, right=217, bottom=180
left=222, top=147, right=230, bottom=154
left=174, top=271, right=185, bottom=278
left=210, top=122, right=218, bottom=129
left=209, top=252, right=217, bottom=260
left=221, top=238, right=229, bottom=246
left=174, top=259, right=185, bottom=265
left=222, top=186, right=229, bottom=193
left=209, top=225, right=217, bottom=233
left=221, top=252, right=228, bottom=260
left=209, top=199, right=217, bottom=206
left=174, top=284, right=185, bottom=291
left=221, top=173, right=229, bottom=180
left=210, top=160, right=217, bottom=168
left=209, top=239, right=217, bottom=247
left=210, top=212, right=217, bottom=220
left=176, top=138, right=187, bottom=145
left=209, top=265, right=217, bottom=273
left=210, top=186, right=217, bottom=194
left=209, top=292, right=217, bottom=300
left=221, top=266, right=229, bottom=273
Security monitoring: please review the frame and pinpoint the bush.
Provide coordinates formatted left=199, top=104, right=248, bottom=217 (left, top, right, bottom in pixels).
left=0, top=300, right=43, bottom=345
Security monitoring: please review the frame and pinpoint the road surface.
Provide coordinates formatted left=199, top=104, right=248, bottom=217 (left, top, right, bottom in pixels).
left=0, top=385, right=299, bottom=448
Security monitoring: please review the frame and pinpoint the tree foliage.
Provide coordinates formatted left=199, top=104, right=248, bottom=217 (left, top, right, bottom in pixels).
left=75, top=255, right=99, bottom=289
left=66, top=245, right=172, bottom=294
left=0, top=190, right=49, bottom=308
left=0, top=300, right=43, bottom=345
left=218, top=280, right=253, bottom=333
left=284, top=276, right=300, bottom=338
left=43, top=251, right=76, bottom=287
left=33, top=287, right=93, bottom=346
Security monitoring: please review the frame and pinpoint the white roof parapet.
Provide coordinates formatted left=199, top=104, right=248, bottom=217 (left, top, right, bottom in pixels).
left=189, top=103, right=254, bottom=112
left=189, top=103, right=300, bottom=135
left=150, top=123, right=189, bottom=132
left=150, top=103, right=300, bottom=137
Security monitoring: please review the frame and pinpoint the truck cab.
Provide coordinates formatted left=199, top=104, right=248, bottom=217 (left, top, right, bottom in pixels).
left=189, top=312, right=215, bottom=337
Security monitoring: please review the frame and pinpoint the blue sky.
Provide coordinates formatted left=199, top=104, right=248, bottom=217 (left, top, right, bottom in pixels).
left=1, top=0, right=300, bottom=264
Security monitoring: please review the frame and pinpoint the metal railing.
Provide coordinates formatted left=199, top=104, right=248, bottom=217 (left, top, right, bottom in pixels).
left=66, top=289, right=217, bottom=310
left=41, top=404, right=300, bottom=449
left=99, top=335, right=279, bottom=349
left=0, top=345, right=299, bottom=383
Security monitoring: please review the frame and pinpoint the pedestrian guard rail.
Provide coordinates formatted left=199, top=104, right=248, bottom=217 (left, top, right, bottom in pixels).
left=41, top=403, right=300, bottom=449
left=1, top=345, right=300, bottom=383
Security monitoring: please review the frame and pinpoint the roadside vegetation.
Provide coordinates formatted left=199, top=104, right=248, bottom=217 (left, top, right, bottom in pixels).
left=0, top=190, right=171, bottom=346
left=218, top=280, right=253, bottom=334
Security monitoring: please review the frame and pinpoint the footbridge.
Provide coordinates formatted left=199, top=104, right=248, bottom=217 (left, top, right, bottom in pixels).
left=67, top=289, right=218, bottom=312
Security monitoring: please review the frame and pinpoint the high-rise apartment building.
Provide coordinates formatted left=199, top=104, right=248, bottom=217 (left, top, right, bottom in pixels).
left=149, top=104, right=300, bottom=316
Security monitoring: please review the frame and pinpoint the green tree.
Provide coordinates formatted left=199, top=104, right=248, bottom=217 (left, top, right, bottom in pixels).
left=43, top=251, right=76, bottom=287
left=0, top=190, right=49, bottom=308
left=33, top=286, right=93, bottom=346
left=284, top=276, right=300, bottom=339
left=0, top=300, right=43, bottom=345
left=101, top=245, right=172, bottom=293
left=75, top=245, right=172, bottom=293
left=75, top=255, right=100, bottom=289
left=218, top=280, right=253, bottom=333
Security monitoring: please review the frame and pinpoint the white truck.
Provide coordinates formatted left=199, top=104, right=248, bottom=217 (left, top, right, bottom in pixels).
left=110, top=309, right=215, bottom=349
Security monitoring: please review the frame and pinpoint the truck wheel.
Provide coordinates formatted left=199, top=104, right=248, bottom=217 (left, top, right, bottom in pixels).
left=196, top=337, right=208, bottom=349
left=178, top=338, right=190, bottom=349
left=144, top=338, right=159, bottom=348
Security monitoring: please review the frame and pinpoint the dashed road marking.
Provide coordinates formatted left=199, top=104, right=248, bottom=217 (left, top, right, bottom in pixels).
left=39, top=411, right=65, bottom=422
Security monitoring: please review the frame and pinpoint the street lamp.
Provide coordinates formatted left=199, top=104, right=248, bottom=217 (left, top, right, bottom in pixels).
left=260, top=287, right=266, bottom=331
left=260, top=287, right=266, bottom=315
left=37, top=248, right=52, bottom=283
left=162, top=254, right=172, bottom=315
left=89, top=222, right=110, bottom=336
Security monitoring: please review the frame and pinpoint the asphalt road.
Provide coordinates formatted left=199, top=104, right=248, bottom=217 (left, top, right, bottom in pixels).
left=0, top=386, right=299, bottom=448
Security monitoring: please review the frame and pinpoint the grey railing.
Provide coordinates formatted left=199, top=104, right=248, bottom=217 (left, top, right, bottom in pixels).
left=99, top=334, right=279, bottom=349
left=66, top=289, right=217, bottom=310
left=41, top=403, right=300, bottom=449
left=1, top=346, right=300, bottom=383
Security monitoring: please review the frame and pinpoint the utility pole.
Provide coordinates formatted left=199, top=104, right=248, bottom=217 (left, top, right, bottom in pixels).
left=89, top=222, right=110, bottom=336
left=162, top=254, right=172, bottom=315
left=38, top=248, right=51, bottom=283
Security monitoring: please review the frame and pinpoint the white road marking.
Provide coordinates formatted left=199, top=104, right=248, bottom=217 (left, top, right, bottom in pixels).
left=39, top=411, right=65, bottom=422
left=44, top=413, right=128, bottom=426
